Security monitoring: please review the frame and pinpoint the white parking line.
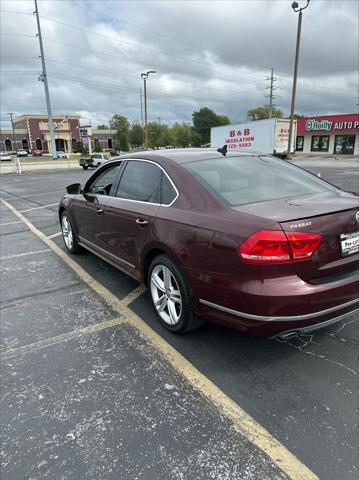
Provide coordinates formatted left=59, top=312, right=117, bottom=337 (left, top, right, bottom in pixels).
left=0, top=221, right=23, bottom=226
left=0, top=249, right=51, bottom=261
left=48, top=232, right=62, bottom=239
left=19, top=203, right=59, bottom=213
left=0, top=196, right=318, bottom=480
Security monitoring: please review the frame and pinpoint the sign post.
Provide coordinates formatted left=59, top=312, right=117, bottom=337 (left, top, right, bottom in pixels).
left=14, top=157, right=22, bottom=175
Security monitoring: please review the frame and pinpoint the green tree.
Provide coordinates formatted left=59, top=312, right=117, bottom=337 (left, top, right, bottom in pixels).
left=97, top=124, right=109, bottom=130
left=192, top=107, right=230, bottom=144
left=247, top=105, right=283, bottom=121
left=111, top=114, right=130, bottom=151
left=94, top=139, right=102, bottom=152
left=129, top=124, right=144, bottom=147
left=170, top=123, right=192, bottom=147
left=147, top=123, right=171, bottom=149
left=73, top=140, right=86, bottom=154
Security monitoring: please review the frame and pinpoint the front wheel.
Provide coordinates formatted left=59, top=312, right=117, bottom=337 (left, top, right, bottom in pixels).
left=61, top=212, right=82, bottom=254
left=148, top=254, right=204, bottom=333
left=82, top=165, right=88, bottom=170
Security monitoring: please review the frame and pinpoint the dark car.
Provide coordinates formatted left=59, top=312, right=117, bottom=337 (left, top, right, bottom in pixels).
left=59, top=149, right=359, bottom=338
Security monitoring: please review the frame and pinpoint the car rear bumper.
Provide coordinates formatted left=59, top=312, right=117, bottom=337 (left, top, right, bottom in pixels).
left=192, top=267, right=359, bottom=337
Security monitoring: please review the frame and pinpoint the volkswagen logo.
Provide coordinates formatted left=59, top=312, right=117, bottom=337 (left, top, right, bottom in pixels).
left=356, top=211, right=359, bottom=223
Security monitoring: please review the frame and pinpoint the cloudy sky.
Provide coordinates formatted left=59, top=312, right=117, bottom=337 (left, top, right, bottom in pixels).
left=0, top=0, right=358, bottom=128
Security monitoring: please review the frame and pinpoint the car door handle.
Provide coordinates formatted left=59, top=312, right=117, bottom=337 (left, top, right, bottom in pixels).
left=136, top=218, right=149, bottom=226
left=96, top=208, right=104, bottom=215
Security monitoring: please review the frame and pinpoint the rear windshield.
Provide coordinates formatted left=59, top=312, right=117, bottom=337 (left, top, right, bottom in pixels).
left=185, top=156, right=335, bottom=206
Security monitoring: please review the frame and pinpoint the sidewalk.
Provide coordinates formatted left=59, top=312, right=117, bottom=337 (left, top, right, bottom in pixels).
left=0, top=159, right=81, bottom=175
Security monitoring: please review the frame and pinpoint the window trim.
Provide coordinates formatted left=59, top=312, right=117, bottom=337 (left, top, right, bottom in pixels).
left=114, top=158, right=179, bottom=207
left=84, top=161, right=125, bottom=196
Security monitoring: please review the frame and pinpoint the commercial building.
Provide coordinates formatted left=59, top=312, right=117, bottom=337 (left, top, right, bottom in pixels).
left=0, top=114, right=117, bottom=153
left=296, top=113, right=359, bottom=155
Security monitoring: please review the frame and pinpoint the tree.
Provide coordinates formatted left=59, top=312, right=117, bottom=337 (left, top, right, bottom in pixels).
left=170, top=123, right=192, bottom=147
left=94, top=139, right=102, bottom=152
left=73, top=140, right=87, bottom=154
left=147, top=123, right=171, bottom=149
left=192, top=107, right=230, bottom=144
left=129, top=124, right=144, bottom=147
left=111, top=114, right=130, bottom=151
left=247, top=105, right=283, bottom=121
left=97, top=124, right=109, bottom=130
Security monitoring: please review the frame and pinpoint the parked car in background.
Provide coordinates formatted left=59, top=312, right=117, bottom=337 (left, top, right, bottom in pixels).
left=32, top=149, right=43, bottom=156
left=57, top=151, right=69, bottom=159
left=16, top=149, right=28, bottom=157
left=109, top=149, right=122, bottom=157
left=59, top=149, right=359, bottom=338
left=0, top=152, right=12, bottom=161
left=79, top=153, right=110, bottom=170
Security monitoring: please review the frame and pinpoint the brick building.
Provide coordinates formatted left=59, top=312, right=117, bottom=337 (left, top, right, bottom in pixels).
left=0, top=114, right=117, bottom=153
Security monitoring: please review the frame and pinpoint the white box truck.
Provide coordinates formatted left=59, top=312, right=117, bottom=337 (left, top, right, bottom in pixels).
left=210, top=118, right=296, bottom=156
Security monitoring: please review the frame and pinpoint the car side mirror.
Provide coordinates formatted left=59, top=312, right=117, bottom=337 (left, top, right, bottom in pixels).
left=66, top=183, right=82, bottom=194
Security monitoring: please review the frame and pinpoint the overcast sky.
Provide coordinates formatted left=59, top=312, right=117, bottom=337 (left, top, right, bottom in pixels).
left=0, top=0, right=358, bottom=128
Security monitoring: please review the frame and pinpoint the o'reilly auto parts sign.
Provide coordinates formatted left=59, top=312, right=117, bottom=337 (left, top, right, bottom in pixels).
left=297, top=114, right=359, bottom=134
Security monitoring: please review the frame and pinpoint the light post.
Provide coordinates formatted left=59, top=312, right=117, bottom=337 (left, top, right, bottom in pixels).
left=287, top=0, right=310, bottom=155
left=141, top=70, right=156, bottom=149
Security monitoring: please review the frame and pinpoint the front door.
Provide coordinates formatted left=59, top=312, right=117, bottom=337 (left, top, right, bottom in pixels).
left=102, top=160, right=162, bottom=276
left=73, top=163, right=123, bottom=250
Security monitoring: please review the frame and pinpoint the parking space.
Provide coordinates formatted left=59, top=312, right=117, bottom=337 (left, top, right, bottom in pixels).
left=1, top=161, right=358, bottom=480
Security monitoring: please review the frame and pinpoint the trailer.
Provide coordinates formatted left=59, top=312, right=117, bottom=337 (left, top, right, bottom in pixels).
left=210, top=118, right=297, bottom=157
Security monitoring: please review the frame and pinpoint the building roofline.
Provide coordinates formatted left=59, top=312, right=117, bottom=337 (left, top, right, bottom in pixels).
left=14, top=114, right=81, bottom=121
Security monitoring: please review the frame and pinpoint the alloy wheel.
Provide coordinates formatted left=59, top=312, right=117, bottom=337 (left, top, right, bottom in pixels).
left=61, top=215, right=74, bottom=250
left=150, top=265, right=182, bottom=325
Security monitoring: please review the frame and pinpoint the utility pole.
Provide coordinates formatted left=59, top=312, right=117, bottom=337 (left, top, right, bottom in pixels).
left=140, top=88, right=144, bottom=128
left=265, top=68, right=280, bottom=118
left=287, top=0, right=311, bottom=155
left=141, top=70, right=156, bottom=149
left=34, top=0, right=57, bottom=159
left=8, top=113, right=16, bottom=152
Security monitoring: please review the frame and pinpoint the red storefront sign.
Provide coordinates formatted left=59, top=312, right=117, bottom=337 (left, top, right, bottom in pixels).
left=297, top=113, right=359, bottom=135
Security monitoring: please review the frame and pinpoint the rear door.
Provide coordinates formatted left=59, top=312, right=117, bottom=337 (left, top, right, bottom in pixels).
left=102, top=160, right=163, bottom=275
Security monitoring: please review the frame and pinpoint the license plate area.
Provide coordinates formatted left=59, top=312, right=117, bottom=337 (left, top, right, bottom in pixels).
left=340, top=231, right=359, bottom=257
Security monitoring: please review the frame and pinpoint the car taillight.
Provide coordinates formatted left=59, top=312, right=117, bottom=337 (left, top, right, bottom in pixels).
left=239, top=230, right=322, bottom=264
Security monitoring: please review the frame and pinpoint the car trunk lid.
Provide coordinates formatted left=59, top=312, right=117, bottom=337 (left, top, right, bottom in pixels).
left=232, top=191, right=359, bottom=281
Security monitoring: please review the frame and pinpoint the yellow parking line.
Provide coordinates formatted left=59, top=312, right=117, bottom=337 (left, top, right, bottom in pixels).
left=0, top=197, right=318, bottom=480
left=0, top=249, right=51, bottom=260
left=19, top=202, right=59, bottom=213
left=48, top=231, right=62, bottom=239
left=1, top=317, right=123, bottom=360
left=122, top=284, right=147, bottom=306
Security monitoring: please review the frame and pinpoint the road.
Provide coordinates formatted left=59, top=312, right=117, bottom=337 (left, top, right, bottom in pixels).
left=1, top=159, right=358, bottom=480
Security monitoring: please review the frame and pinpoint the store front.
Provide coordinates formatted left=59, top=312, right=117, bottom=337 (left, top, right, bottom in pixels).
left=296, top=113, right=359, bottom=155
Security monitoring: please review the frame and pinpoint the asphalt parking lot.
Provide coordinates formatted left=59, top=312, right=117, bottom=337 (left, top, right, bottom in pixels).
left=1, top=158, right=358, bottom=480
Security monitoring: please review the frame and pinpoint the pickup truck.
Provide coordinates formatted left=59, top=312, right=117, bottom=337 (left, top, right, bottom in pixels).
left=79, top=153, right=110, bottom=170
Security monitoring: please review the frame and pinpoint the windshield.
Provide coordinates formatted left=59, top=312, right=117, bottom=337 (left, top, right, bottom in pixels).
left=185, top=156, right=336, bottom=206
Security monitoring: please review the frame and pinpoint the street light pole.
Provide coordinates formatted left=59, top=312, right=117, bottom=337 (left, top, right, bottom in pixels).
left=287, top=0, right=310, bottom=155
left=8, top=113, right=16, bottom=152
left=141, top=71, right=156, bottom=149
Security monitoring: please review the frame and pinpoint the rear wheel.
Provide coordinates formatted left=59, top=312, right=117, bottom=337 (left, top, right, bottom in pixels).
left=148, top=254, right=203, bottom=333
left=61, top=212, right=82, bottom=254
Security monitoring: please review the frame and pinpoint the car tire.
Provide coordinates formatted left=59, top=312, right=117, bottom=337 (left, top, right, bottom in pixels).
left=83, top=166, right=88, bottom=170
left=60, top=211, right=82, bottom=254
left=148, top=254, right=204, bottom=333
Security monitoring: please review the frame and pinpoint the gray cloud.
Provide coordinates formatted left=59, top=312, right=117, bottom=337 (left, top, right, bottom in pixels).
left=0, top=0, right=357, bottom=128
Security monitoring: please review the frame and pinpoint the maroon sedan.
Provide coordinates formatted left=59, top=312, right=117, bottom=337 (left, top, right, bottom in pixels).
left=59, top=149, right=359, bottom=337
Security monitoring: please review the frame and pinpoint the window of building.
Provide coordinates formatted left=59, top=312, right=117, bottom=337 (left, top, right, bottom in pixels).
left=107, top=138, right=113, bottom=149
left=36, top=138, right=42, bottom=150
left=22, top=139, right=29, bottom=150
left=311, top=135, right=329, bottom=152
left=296, top=136, right=304, bottom=151
left=334, top=135, right=355, bottom=155
left=4, top=139, right=12, bottom=151
left=116, top=161, right=162, bottom=203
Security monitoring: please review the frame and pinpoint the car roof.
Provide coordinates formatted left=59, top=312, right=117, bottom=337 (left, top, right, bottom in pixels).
left=118, top=148, right=266, bottom=165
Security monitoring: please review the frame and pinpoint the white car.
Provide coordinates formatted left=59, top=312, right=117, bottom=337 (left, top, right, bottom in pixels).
left=16, top=149, right=28, bottom=157
left=0, top=152, right=12, bottom=161
left=57, top=151, right=69, bottom=159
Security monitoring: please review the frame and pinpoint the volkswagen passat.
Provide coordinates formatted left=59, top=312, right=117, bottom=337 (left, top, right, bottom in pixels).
left=59, top=149, right=359, bottom=337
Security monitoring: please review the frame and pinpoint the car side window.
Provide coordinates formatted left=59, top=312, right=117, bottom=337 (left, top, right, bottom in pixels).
left=161, top=172, right=177, bottom=205
left=87, top=164, right=122, bottom=195
left=116, top=161, right=161, bottom=203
